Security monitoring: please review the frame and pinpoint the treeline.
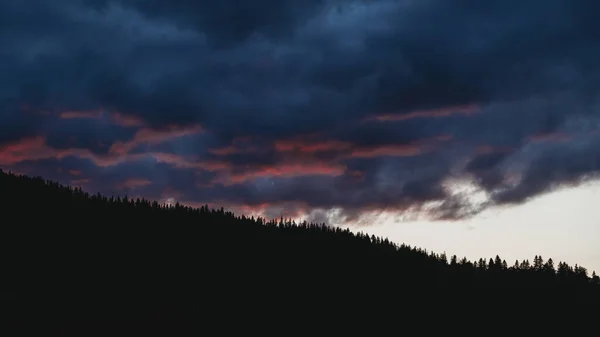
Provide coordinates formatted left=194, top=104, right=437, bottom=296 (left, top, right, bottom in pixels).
left=0, top=168, right=599, bottom=329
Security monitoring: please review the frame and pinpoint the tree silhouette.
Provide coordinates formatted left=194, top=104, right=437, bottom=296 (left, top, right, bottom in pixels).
left=0, top=168, right=598, bottom=332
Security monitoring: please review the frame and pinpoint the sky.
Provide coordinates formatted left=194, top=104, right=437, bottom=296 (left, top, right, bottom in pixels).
left=1, top=0, right=599, bottom=271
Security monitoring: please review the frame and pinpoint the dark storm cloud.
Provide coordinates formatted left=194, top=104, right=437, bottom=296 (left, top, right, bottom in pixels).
left=44, top=118, right=137, bottom=155
left=493, top=134, right=600, bottom=205
left=114, top=0, right=328, bottom=46
left=2, top=0, right=600, bottom=224
left=0, top=106, right=49, bottom=144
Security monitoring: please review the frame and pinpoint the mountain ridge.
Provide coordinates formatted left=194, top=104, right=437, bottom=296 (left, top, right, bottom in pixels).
left=0, top=168, right=598, bottom=331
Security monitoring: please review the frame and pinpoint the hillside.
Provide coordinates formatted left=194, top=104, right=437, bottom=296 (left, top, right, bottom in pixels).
left=1, top=169, right=599, bottom=331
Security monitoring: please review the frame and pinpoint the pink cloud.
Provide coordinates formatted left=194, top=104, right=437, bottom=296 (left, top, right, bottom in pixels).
left=109, top=125, right=203, bottom=155
left=59, top=110, right=103, bottom=119
left=369, top=104, right=480, bottom=122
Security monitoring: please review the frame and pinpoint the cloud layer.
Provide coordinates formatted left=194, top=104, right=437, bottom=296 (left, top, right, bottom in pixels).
left=2, top=0, right=600, bottom=224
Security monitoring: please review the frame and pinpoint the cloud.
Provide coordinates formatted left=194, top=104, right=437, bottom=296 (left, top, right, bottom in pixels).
left=216, top=162, right=348, bottom=185
left=108, top=124, right=203, bottom=155
left=117, top=178, right=152, bottom=190
left=59, top=110, right=103, bottom=119
left=348, top=144, right=423, bottom=159
left=1, top=0, right=600, bottom=224
left=367, top=104, right=480, bottom=123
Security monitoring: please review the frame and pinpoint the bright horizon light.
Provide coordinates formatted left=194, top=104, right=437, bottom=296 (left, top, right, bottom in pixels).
left=347, top=180, right=600, bottom=274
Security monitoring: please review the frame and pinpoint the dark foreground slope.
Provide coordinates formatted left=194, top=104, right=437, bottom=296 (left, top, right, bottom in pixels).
left=0, top=169, right=599, bottom=332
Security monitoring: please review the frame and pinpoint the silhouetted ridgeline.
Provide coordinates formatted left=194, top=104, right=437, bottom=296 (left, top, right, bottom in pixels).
left=0, top=169, right=599, bottom=330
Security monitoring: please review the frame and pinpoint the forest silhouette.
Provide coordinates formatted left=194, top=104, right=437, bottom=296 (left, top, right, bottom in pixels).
left=1, top=168, right=599, bottom=332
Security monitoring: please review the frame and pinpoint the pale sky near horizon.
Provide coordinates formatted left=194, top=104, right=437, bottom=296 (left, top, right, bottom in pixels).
left=345, top=181, right=600, bottom=274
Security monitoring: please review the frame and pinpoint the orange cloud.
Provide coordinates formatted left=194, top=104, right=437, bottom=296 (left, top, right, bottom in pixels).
left=0, top=137, right=135, bottom=167
left=275, top=139, right=352, bottom=153
left=274, top=134, right=449, bottom=159
left=0, top=137, right=228, bottom=174
left=111, top=112, right=146, bottom=127
left=209, top=145, right=243, bottom=156
left=212, top=136, right=431, bottom=163
left=0, top=137, right=54, bottom=164
left=349, top=144, right=423, bottom=158
left=68, top=170, right=81, bottom=176
left=59, top=110, right=103, bottom=119
left=117, top=178, right=152, bottom=190
left=1, top=131, right=449, bottom=189
left=369, top=104, right=479, bottom=122
left=58, top=108, right=148, bottom=128
left=214, top=162, right=347, bottom=185
left=109, top=125, right=203, bottom=155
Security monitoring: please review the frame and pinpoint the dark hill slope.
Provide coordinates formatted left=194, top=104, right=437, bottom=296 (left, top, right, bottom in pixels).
left=0, top=169, right=599, bottom=332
